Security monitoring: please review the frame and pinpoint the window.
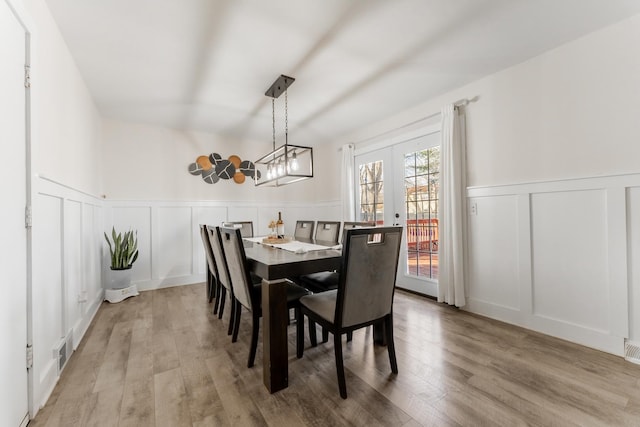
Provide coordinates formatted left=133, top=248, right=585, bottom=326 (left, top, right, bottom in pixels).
left=404, top=147, right=439, bottom=279
left=358, top=160, right=384, bottom=224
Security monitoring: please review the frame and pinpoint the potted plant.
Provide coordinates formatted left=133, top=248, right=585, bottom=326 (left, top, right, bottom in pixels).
left=104, top=227, right=139, bottom=303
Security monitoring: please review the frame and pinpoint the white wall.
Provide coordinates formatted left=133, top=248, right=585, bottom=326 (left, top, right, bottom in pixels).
left=31, top=177, right=103, bottom=411
left=463, top=14, right=640, bottom=187
left=25, top=0, right=103, bottom=195
left=101, top=118, right=340, bottom=204
left=337, top=14, right=640, bottom=356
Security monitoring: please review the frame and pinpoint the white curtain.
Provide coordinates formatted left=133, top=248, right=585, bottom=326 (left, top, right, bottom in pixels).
left=341, top=143, right=355, bottom=221
left=438, top=104, right=466, bottom=307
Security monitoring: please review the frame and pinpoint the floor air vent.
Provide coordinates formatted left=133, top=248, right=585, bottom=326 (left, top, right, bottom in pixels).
left=625, top=341, right=640, bottom=365
left=54, top=336, right=73, bottom=374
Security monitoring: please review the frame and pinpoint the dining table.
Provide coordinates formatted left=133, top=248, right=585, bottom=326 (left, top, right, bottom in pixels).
left=243, top=237, right=342, bottom=393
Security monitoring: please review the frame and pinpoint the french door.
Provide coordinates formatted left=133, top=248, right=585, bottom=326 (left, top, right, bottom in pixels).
left=355, top=129, right=440, bottom=297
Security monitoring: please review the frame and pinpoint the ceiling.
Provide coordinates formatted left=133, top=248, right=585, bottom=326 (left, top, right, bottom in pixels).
left=45, top=0, right=640, bottom=146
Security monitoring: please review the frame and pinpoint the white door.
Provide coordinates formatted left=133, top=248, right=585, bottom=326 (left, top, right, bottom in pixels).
left=355, top=128, right=441, bottom=297
left=0, top=0, right=29, bottom=425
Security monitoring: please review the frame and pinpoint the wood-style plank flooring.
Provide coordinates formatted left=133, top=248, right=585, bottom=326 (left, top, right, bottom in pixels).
left=31, top=284, right=640, bottom=426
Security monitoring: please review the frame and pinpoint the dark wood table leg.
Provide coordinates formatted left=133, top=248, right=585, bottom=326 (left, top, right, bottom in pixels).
left=262, top=278, right=288, bottom=393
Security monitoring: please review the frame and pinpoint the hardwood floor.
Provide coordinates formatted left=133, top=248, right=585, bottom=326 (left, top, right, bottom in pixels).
left=31, top=284, right=640, bottom=426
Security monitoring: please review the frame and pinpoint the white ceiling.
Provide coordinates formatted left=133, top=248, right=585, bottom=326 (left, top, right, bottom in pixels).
left=45, top=0, right=640, bottom=145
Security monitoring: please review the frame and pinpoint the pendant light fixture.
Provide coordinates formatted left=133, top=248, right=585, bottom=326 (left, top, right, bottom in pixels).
left=255, top=74, right=313, bottom=187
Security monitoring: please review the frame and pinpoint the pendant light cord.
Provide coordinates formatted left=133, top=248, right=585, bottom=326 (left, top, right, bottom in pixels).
left=272, top=98, right=276, bottom=151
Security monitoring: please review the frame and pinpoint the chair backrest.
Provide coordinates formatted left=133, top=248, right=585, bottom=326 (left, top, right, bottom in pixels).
left=314, top=221, right=341, bottom=245
left=207, top=226, right=232, bottom=293
left=219, top=226, right=256, bottom=311
left=199, top=224, right=217, bottom=278
left=343, top=221, right=376, bottom=230
left=336, top=227, right=402, bottom=328
left=223, top=221, right=254, bottom=238
left=294, top=220, right=315, bottom=240
left=341, top=221, right=376, bottom=244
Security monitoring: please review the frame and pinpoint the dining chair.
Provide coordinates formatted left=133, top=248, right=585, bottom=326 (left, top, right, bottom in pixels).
left=223, top=221, right=254, bottom=238
left=342, top=220, right=375, bottom=237
left=314, top=221, right=341, bottom=245
left=296, top=226, right=402, bottom=398
left=207, top=225, right=237, bottom=335
left=294, top=220, right=315, bottom=240
left=199, top=224, right=219, bottom=304
left=219, top=225, right=311, bottom=368
left=296, top=222, right=376, bottom=296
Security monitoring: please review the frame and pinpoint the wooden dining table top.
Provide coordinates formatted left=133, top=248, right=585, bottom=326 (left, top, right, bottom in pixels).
left=243, top=238, right=342, bottom=280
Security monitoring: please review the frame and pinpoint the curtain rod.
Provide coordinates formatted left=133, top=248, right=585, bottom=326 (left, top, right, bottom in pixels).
left=348, top=96, right=478, bottom=147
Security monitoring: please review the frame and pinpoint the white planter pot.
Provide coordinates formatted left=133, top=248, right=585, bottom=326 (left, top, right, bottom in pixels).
left=105, top=268, right=138, bottom=303
left=106, top=267, right=132, bottom=289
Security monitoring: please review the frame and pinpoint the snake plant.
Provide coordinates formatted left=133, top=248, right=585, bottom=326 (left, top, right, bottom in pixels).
left=104, top=227, right=139, bottom=270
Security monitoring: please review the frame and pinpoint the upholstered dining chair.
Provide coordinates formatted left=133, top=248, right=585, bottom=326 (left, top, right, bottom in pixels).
left=296, top=226, right=402, bottom=398
left=219, top=226, right=311, bottom=368
left=199, top=224, right=219, bottom=304
left=223, top=221, right=254, bottom=238
left=341, top=221, right=376, bottom=243
left=294, top=220, right=315, bottom=240
left=314, top=221, right=341, bottom=245
left=207, top=226, right=237, bottom=335
left=297, top=222, right=377, bottom=296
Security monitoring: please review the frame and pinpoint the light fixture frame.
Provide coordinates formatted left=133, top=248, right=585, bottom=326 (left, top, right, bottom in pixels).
left=254, top=143, right=313, bottom=187
left=255, top=74, right=314, bottom=187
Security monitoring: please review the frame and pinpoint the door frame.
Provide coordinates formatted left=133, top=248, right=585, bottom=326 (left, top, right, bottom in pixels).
left=5, top=0, right=33, bottom=422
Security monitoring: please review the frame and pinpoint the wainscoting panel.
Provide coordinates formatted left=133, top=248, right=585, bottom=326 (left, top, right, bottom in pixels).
left=228, top=205, right=259, bottom=229
left=467, top=195, right=520, bottom=314
left=466, top=174, right=640, bottom=356
left=530, top=190, right=609, bottom=331
left=628, top=187, right=640, bottom=346
left=31, top=176, right=105, bottom=412
left=63, top=200, right=83, bottom=336
left=80, top=203, right=103, bottom=340
left=32, top=193, right=63, bottom=392
left=105, top=200, right=342, bottom=291
left=155, top=207, right=193, bottom=281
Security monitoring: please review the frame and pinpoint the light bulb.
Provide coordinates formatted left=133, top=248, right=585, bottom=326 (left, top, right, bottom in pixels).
left=290, top=152, right=299, bottom=171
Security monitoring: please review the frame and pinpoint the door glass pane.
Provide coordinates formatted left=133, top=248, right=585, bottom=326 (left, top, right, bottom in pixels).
left=404, top=148, right=439, bottom=279
left=359, top=160, right=384, bottom=225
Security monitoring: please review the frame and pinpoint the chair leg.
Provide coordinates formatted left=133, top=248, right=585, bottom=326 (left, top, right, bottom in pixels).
left=308, top=319, right=317, bottom=347
left=296, top=307, right=304, bottom=359
left=218, top=287, right=226, bottom=319
left=322, top=328, right=329, bottom=343
left=385, top=315, right=398, bottom=374
left=213, top=281, right=221, bottom=315
left=346, top=331, right=353, bottom=342
left=248, top=310, right=260, bottom=368
left=334, top=333, right=347, bottom=399
left=206, top=270, right=213, bottom=303
left=231, top=300, right=241, bottom=341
